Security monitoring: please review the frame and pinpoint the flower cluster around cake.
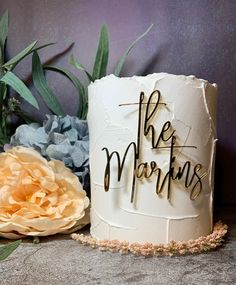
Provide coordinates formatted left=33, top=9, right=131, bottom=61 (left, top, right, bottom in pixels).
left=0, top=9, right=227, bottom=259
left=0, top=9, right=161, bottom=259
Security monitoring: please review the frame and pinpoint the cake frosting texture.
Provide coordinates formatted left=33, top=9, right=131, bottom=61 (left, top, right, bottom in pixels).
left=87, top=73, right=218, bottom=244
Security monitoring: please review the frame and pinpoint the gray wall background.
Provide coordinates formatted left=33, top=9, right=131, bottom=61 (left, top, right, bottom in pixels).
left=0, top=0, right=235, bottom=206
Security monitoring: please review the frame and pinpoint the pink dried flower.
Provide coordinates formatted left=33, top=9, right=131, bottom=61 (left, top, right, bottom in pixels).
left=71, top=221, right=228, bottom=257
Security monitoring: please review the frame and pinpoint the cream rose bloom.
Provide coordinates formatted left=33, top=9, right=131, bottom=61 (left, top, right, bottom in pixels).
left=0, top=146, right=89, bottom=239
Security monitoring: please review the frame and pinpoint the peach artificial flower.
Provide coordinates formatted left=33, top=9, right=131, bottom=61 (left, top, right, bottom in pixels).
left=0, top=146, right=89, bottom=239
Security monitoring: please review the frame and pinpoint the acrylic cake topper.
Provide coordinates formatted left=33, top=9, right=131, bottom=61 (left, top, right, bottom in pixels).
left=102, top=90, right=207, bottom=203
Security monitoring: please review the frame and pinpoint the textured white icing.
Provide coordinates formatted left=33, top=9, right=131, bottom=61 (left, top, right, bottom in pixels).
left=88, top=73, right=218, bottom=243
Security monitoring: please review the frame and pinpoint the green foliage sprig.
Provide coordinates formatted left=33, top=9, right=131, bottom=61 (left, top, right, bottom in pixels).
left=33, top=24, right=153, bottom=120
left=0, top=10, right=54, bottom=145
left=70, top=24, right=153, bottom=119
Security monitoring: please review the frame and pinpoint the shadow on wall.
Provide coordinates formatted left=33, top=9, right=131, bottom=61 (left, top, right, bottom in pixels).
left=136, top=46, right=163, bottom=76
left=215, top=142, right=236, bottom=208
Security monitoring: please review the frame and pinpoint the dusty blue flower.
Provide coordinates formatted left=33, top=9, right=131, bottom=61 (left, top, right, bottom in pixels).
left=10, top=115, right=90, bottom=195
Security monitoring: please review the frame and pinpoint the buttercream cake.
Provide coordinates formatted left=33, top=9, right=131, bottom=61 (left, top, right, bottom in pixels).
left=87, top=73, right=218, bottom=244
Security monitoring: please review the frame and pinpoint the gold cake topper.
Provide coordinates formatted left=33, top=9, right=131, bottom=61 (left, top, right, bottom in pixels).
left=102, top=90, right=207, bottom=203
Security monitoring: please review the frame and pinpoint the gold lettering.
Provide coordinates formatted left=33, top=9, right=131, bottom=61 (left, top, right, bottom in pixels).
left=102, top=90, right=207, bottom=203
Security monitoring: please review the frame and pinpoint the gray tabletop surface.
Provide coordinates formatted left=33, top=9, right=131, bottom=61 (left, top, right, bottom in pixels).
left=0, top=207, right=235, bottom=285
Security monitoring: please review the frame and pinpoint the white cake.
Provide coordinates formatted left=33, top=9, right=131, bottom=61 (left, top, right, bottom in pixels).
left=87, top=73, right=218, bottom=244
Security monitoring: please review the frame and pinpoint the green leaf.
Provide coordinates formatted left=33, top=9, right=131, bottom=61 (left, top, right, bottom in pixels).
left=0, top=82, right=7, bottom=100
left=114, top=24, right=153, bottom=76
left=0, top=72, right=39, bottom=109
left=0, top=11, right=8, bottom=75
left=43, top=65, right=86, bottom=118
left=32, top=42, right=55, bottom=51
left=3, top=42, right=55, bottom=71
left=0, top=10, right=8, bottom=50
left=3, top=41, right=37, bottom=71
left=82, top=88, right=88, bottom=120
left=32, top=52, right=65, bottom=116
left=69, top=55, right=94, bottom=82
left=0, top=240, right=22, bottom=261
left=2, top=83, right=7, bottom=100
left=92, top=24, right=109, bottom=80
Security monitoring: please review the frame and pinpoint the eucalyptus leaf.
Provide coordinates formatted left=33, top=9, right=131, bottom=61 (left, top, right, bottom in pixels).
left=69, top=55, right=94, bottom=82
left=3, top=41, right=37, bottom=71
left=3, top=42, right=55, bottom=71
left=92, top=24, right=109, bottom=80
left=0, top=71, right=39, bottom=109
left=81, top=88, right=88, bottom=120
left=2, top=84, right=7, bottom=100
left=32, top=52, right=65, bottom=116
left=31, top=42, right=56, bottom=55
left=114, top=24, right=153, bottom=76
left=43, top=65, right=86, bottom=119
left=0, top=82, right=7, bottom=102
left=0, top=240, right=22, bottom=261
left=0, top=10, right=8, bottom=50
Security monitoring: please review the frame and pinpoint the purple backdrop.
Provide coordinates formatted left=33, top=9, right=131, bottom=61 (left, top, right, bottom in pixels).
left=0, top=0, right=235, bottom=205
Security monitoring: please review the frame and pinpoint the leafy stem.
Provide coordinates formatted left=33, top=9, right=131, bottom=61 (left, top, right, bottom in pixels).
left=0, top=10, right=54, bottom=146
